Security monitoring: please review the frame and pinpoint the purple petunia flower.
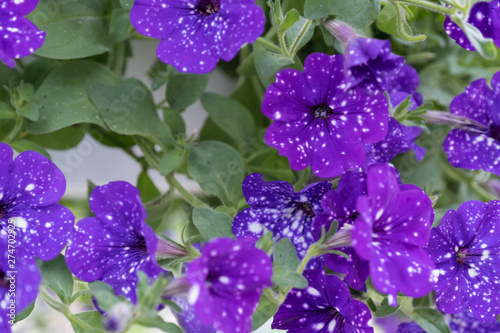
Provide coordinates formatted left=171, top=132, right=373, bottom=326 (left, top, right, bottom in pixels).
left=351, top=163, right=436, bottom=305
left=232, top=173, right=331, bottom=267
left=448, top=310, right=500, bottom=332
left=186, top=237, right=272, bottom=333
left=346, top=38, right=405, bottom=95
left=173, top=297, right=217, bottom=333
left=0, top=143, right=73, bottom=261
left=65, top=181, right=164, bottom=304
left=396, top=322, right=425, bottom=333
left=443, top=71, right=500, bottom=176
left=444, top=0, right=500, bottom=51
left=272, top=270, right=373, bottom=333
left=0, top=231, right=40, bottom=333
left=262, top=53, right=388, bottom=178
left=387, top=65, right=423, bottom=106
left=426, top=200, right=500, bottom=322
left=0, top=0, right=45, bottom=68
left=130, top=0, right=265, bottom=74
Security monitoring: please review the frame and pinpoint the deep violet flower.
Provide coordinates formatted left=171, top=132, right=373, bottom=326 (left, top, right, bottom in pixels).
left=0, top=230, right=40, bottom=333
left=232, top=173, right=331, bottom=266
left=0, top=143, right=73, bottom=261
left=448, top=310, right=500, bottom=332
left=426, top=200, right=500, bottom=322
left=444, top=0, right=500, bottom=51
left=130, top=0, right=265, bottom=74
left=262, top=52, right=388, bottom=178
left=443, top=71, right=500, bottom=176
left=186, top=237, right=272, bottom=333
left=272, top=270, right=373, bottom=333
left=351, top=163, right=436, bottom=305
left=172, top=297, right=217, bottom=333
left=0, top=0, right=45, bottom=68
left=65, top=181, right=164, bottom=304
left=387, top=65, right=423, bottom=106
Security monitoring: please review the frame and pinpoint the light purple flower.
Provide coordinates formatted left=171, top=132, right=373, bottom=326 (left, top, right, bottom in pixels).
left=346, top=38, right=405, bottom=95
left=232, top=173, right=331, bottom=267
left=443, top=71, right=500, bottom=176
left=272, top=270, right=373, bottom=333
left=65, top=181, right=164, bottom=304
left=352, top=163, right=436, bottom=305
left=186, top=237, right=272, bottom=333
left=0, top=231, right=40, bottom=333
left=262, top=53, right=388, bottom=178
left=0, top=143, right=73, bottom=261
left=0, top=0, right=45, bottom=68
left=426, top=200, right=500, bottom=322
left=130, top=0, right=264, bottom=74
left=444, top=0, right=500, bottom=51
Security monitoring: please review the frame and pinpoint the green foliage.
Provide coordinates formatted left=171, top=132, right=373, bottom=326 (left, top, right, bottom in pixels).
left=377, top=2, right=426, bottom=42
left=374, top=297, right=400, bottom=317
left=192, top=207, right=235, bottom=241
left=38, top=254, right=74, bottom=304
left=166, top=67, right=210, bottom=110
left=307, top=0, right=380, bottom=28
left=159, top=149, right=185, bottom=176
left=411, top=308, right=452, bottom=333
left=252, top=292, right=279, bottom=331
left=272, top=238, right=308, bottom=289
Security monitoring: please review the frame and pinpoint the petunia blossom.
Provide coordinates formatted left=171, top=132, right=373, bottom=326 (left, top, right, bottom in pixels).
left=262, top=52, right=388, bottom=178
left=0, top=0, right=45, bottom=68
left=186, top=237, right=272, bottom=333
left=130, top=0, right=265, bottom=74
left=65, top=181, right=164, bottom=304
left=426, top=200, right=500, bottom=322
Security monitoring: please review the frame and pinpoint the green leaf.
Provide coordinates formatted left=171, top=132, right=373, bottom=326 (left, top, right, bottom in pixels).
left=366, top=298, right=377, bottom=312
left=374, top=297, right=399, bottom=317
left=109, top=8, right=132, bottom=44
left=281, top=9, right=300, bottom=32
left=24, top=124, right=88, bottom=150
left=88, top=78, right=174, bottom=146
left=252, top=292, right=279, bottom=331
left=377, top=2, right=426, bottom=42
left=71, top=311, right=106, bottom=333
left=14, top=301, right=34, bottom=324
left=159, top=150, right=185, bottom=176
left=192, top=207, right=235, bottom=241
left=137, top=170, right=161, bottom=202
left=88, top=281, right=120, bottom=313
left=119, top=0, right=134, bottom=10
left=23, top=58, right=61, bottom=89
left=18, top=103, right=39, bottom=121
left=452, top=17, right=498, bottom=60
left=253, top=43, right=302, bottom=87
left=188, top=141, right=244, bottom=206
left=272, top=238, right=307, bottom=288
left=38, top=254, right=74, bottom=304
left=28, top=0, right=108, bottom=59
left=412, top=294, right=431, bottom=308
left=324, top=0, right=380, bottom=28
left=0, top=66, right=21, bottom=101
left=201, top=93, right=256, bottom=147
left=136, top=316, right=183, bottom=333
left=166, top=67, right=209, bottom=110
left=163, top=108, right=186, bottom=138
left=411, top=308, right=451, bottom=333
left=304, top=0, right=337, bottom=19
left=28, top=61, right=117, bottom=134
left=285, top=16, right=316, bottom=53
left=0, top=101, right=16, bottom=119
left=10, top=141, right=51, bottom=159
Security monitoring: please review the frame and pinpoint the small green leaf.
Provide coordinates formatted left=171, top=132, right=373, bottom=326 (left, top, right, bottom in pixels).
left=192, top=207, right=235, bottom=241
left=14, top=302, right=34, bottom=324
left=304, top=0, right=337, bottom=19
left=272, top=238, right=307, bottom=288
left=188, top=141, right=244, bottom=206
left=38, top=254, right=74, bottom=304
left=0, top=102, right=16, bottom=119
left=28, top=0, right=109, bottom=59
left=88, top=281, right=120, bottom=313
left=18, top=103, right=39, bottom=121
left=159, top=150, right=185, bottom=176
left=377, top=2, right=426, bottom=42
left=166, top=67, right=209, bottom=110
left=374, top=297, right=399, bottom=317
left=109, top=8, right=132, bottom=43
left=162, top=108, right=186, bottom=138
left=411, top=308, right=451, bottom=333
left=137, top=170, right=161, bottom=203
left=253, top=43, right=302, bottom=87
left=137, top=316, right=183, bottom=333
left=71, top=311, right=106, bottom=333
left=452, top=17, right=497, bottom=60
left=321, top=0, right=380, bottom=28
left=201, top=93, right=256, bottom=147
left=119, top=0, right=134, bottom=9
left=366, top=298, right=377, bottom=312
left=252, top=292, right=279, bottom=331
left=412, top=294, right=431, bottom=308
left=280, top=9, right=300, bottom=32
left=272, top=265, right=308, bottom=288
left=10, top=141, right=51, bottom=159
left=285, top=16, right=316, bottom=54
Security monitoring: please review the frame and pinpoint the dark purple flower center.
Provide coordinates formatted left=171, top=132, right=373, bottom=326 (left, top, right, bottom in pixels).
left=0, top=271, right=8, bottom=289
left=311, top=103, right=333, bottom=120
left=295, top=201, right=316, bottom=217
left=0, top=201, right=10, bottom=220
left=195, top=0, right=220, bottom=16
left=490, top=125, right=500, bottom=141
left=456, top=247, right=470, bottom=265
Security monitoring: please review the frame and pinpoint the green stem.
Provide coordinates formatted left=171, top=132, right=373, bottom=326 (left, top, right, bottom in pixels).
left=41, top=290, right=94, bottom=331
left=166, top=174, right=209, bottom=208
left=394, top=0, right=458, bottom=15
left=443, top=163, right=497, bottom=201
left=393, top=1, right=427, bottom=42
left=155, top=98, right=167, bottom=109
left=134, top=136, right=160, bottom=169
left=255, top=37, right=283, bottom=54
left=5, top=115, right=23, bottom=143
left=278, top=32, right=290, bottom=57
left=289, top=19, right=313, bottom=55
left=293, top=169, right=310, bottom=191
left=107, top=41, right=126, bottom=77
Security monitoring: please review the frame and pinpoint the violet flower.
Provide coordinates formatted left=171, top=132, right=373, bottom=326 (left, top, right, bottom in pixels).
left=130, top=0, right=265, bottom=74
left=262, top=52, right=388, bottom=178
left=65, top=181, right=164, bottom=304
left=426, top=200, right=500, bottom=322
left=232, top=173, right=331, bottom=266
left=0, top=0, right=45, bottom=68
left=443, top=71, right=500, bottom=176
left=272, top=270, right=373, bottom=333
left=186, top=237, right=272, bottom=333
left=444, top=0, right=500, bottom=51
left=0, top=143, right=73, bottom=261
